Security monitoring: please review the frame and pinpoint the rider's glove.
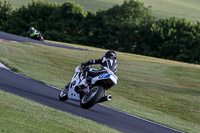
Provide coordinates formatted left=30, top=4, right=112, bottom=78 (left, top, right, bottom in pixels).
left=81, top=62, right=87, bottom=67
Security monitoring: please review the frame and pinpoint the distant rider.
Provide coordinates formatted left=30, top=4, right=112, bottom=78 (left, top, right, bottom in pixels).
left=28, top=27, right=38, bottom=39
left=78, top=50, right=117, bottom=93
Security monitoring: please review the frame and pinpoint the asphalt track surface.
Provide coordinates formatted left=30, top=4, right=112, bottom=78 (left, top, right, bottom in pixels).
left=0, top=31, right=93, bottom=51
left=0, top=31, right=183, bottom=133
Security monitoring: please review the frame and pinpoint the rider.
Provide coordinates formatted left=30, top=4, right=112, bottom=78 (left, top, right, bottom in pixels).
left=28, top=27, right=38, bottom=39
left=78, top=50, right=117, bottom=93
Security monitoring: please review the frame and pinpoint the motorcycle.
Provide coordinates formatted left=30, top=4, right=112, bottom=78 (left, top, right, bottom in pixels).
left=36, top=32, right=44, bottom=41
left=59, top=66, right=118, bottom=109
left=29, top=32, right=44, bottom=42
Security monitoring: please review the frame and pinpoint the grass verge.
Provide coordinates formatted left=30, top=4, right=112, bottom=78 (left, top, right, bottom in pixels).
left=0, top=42, right=200, bottom=133
left=0, top=90, right=119, bottom=133
left=8, top=0, right=200, bottom=21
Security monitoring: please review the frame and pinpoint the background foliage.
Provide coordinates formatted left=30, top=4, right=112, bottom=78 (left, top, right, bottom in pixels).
left=0, top=0, right=12, bottom=30
left=0, top=0, right=200, bottom=64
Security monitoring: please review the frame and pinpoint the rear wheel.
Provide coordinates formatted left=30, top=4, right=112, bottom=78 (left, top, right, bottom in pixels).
left=80, top=85, right=104, bottom=109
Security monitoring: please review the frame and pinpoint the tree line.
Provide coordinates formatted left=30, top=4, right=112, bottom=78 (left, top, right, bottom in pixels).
left=0, top=0, right=200, bottom=64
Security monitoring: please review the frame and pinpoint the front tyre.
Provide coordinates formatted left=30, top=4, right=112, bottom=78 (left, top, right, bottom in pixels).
left=59, top=86, right=69, bottom=101
left=80, top=85, right=104, bottom=109
left=40, top=37, right=44, bottom=42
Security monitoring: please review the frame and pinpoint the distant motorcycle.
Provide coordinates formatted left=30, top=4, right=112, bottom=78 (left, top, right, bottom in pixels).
left=29, top=32, right=44, bottom=42
left=59, top=66, right=118, bottom=109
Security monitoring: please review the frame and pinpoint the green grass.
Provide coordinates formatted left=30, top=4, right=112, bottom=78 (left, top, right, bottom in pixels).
left=8, top=0, right=200, bottom=21
left=0, top=90, right=119, bottom=133
left=140, top=0, right=200, bottom=21
left=0, top=41, right=200, bottom=133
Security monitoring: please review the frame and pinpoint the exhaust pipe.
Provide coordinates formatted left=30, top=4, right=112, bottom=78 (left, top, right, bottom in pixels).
left=99, top=95, right=112, bottom=103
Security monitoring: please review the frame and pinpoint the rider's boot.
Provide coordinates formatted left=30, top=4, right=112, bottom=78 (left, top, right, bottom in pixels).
left=78, top=79, right=90, bottom=94
left=83, top=86, right=90, bottom=94
left=79, top=78, right=87, bottom=87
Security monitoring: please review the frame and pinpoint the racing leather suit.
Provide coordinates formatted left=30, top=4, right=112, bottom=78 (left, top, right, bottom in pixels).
left=82, top=56, right=117, bottom=80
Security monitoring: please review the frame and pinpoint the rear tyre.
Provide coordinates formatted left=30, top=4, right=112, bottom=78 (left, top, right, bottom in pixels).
left=80, top=85, right=104, bottom=109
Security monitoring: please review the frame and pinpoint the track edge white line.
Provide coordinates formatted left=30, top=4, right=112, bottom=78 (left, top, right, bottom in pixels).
left=99, top=104, right=184, bottom=133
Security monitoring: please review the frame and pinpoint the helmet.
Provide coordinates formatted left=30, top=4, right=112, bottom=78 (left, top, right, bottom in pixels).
left=104, top=50, right=117, bottom=59
left=29, top=27, right=35, bottom=31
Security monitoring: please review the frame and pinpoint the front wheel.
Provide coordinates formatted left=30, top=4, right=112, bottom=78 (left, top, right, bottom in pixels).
left=80, top=85, right=104, bottom=109
left=59, top=85, right=69, bottom=101
left=40, top=37, right=44, bottom=42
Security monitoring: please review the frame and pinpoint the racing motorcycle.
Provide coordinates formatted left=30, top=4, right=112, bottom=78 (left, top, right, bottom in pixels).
left=34, top=32, right=44, bottom=41
left=29, top=32, right=44, bottom=42
left=59, top=66, right=118, bottom=109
